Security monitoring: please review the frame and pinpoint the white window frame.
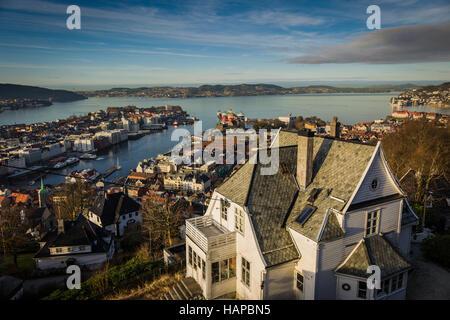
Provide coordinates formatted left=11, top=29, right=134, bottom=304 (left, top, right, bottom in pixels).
left=221, top=199, right=228, bottom=221
left=357, top=280, right=367, bottom=299
left=188, top=246, right=192, bottom=266
left=211, top=257, right=235, bottom=283
left=376, top=272, right=405, bottom=298
left=241, top=257, right=250, bottom=288
left=365, top=209, right=380, bottom=236
left=234, top=208, right=245, bottom=235
left=296, top=272, right=304, bottom=292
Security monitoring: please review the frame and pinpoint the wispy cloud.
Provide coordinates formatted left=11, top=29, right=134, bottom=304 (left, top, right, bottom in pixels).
left=241, top=10, right=325, bottom=29
left=287, top=22, right=450, bottom=64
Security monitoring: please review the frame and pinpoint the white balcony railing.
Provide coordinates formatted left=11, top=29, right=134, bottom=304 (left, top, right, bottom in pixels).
left=186, top=215, right=236, bottom=253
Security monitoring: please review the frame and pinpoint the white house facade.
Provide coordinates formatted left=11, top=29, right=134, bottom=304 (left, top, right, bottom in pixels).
left=87, top=192, right=142, bottom=237
left=35, top=216, right=115, bottom=271
left=185, top=130, right=418, bottom=300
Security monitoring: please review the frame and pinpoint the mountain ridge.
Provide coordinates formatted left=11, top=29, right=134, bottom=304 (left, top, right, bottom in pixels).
left=0, top=83, right=87, bottom=102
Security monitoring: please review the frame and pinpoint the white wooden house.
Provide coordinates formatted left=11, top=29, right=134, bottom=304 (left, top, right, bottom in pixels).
left=185, top=130, right=418, bottom=300
left=34, top=215, right=115, bottom=271
left=86, top=192, right=142, bottom=237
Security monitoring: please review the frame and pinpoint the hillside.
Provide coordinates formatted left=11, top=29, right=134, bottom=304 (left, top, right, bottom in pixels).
left=78, top=83, right=419, bottom=98
left=393, top=82, right=449, bottom=107
left=0, top=84, right=87, bottom=102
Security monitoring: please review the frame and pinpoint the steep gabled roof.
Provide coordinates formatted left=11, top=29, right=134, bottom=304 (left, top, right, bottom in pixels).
left=34, top=215, right=111, bottom=258
left=214, top=131, right=377, bottom=266
left=335, top=239, right=371, bottom=278
left=286, top=134, right=376, bottom=241
left=335, top=235, right=411, bottom=278
left=245, top=147, right=300, bottom=267
left=216, top=162, right=255, bottom=207
left=91, top=192, right=140, bottom=226
left=319, top=210, right=345, bottom=242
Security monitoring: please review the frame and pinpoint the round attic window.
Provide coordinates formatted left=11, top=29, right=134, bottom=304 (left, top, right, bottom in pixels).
left=371, top=178, right=378, bottom=190
left=342, top=283, right=351, bottom=291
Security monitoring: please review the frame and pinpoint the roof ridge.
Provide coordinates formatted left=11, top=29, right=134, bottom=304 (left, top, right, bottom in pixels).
left=244, top=163, right=257, bottom=207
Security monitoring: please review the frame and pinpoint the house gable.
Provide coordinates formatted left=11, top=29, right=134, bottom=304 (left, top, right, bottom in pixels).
left=346, top=144, right=403, bottom=210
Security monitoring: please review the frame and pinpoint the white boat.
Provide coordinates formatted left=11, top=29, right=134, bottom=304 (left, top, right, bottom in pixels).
left=65, top=158, right=80, bottom=166
left=53, top=162, right=65, bottom=169
left=96, top=157, right=104, bottom=161
left=80, top=153, right=97, bottom=160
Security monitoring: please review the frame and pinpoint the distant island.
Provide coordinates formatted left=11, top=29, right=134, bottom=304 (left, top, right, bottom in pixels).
left=0, top=84, right=87, bottom=108
left=390, top=82, right=449, bottom=108
left=77, top=83, right=420, bottom=99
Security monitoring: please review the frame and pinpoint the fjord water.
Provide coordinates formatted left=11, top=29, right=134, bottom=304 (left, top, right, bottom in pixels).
left=3, top=92, right=449, bottom=127
left=1, top=93, right=447, bottom=185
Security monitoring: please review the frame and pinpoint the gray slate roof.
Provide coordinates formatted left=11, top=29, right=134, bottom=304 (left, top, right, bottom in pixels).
left=215, top=131, right=378, bottom=266
left=34, top=215, right=111, bottom=258
left=91, top=192, right=140, bottom=226
left=335, top=235, right=411, bottom=278
left=283, top=131, right=376, bottom=241
left=320, top=210, right=346, bottom=241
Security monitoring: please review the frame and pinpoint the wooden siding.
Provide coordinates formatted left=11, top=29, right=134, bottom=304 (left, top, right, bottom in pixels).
left=352, top=149, right=400, bottom=205
left=344, top=199, right=402, bottom=241
left=289, top=228, right=318, bottom=300
left=316, top=238, right=345, bottom=299
left=264, top=262, right=296, bottom=299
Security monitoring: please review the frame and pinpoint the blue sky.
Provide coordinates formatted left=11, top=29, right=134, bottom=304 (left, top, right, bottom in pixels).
left=0, top=0, right=449, bottom=88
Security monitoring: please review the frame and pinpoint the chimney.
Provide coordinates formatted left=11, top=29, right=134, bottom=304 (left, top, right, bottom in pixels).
left=57, top=219, right=64, bottom=234
left=330, top=116, right=340, bottom=138
left=297, top=129, right=314, bottom=190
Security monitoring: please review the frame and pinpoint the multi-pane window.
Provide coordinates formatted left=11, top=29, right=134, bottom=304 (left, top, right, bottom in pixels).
left=202, top=260, right=206, bottom=280
left=383, top=279, right=390, bottom=295
left=358, top=281, right=367, bottom=299
left=211, top=258, right=236, bottom=283
left=397, top=273, right=403, bottom=289
left=377, top=273, right=405, bottom=297
left=296, top=273, right=304, bottom=291
left=221, top=199, right=228, bottom=221
left=212, top=262, right=220, bottom=283
left=220, top=259, right=229, bottom=280
left=235, top=208, right=244, bottom=235
left=365, top=210, right=379, bottom=236
left=391, top=276, right=398, bottom=292
left=188, top=246, right=192, bottom=266
left=193, top=251, right=198, bottom=270
left=242, top=257, right=250, bottom=288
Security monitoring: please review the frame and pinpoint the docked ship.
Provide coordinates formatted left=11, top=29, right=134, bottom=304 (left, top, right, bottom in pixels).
left=216, top=109, right=246, bottom=130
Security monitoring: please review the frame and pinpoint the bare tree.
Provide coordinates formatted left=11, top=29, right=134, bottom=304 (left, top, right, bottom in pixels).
left=141, top=199, right=183, bottom=254
left=53, top=180, right=94, bottom=220
left=0, top=205, right=28, bottom=267
left=382, top=119, right=450, bottom=218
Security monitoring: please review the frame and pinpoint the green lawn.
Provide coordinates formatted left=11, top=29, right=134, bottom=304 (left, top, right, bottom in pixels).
left=0, top=253, right=36, bottom=276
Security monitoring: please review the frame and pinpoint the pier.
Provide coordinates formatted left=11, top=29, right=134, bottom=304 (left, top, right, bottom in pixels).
left=99, top=166, right=121, bottom=179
